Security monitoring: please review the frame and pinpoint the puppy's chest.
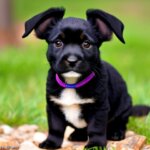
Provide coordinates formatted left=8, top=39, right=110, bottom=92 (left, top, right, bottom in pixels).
left=50, top=89, right=94, bottom=128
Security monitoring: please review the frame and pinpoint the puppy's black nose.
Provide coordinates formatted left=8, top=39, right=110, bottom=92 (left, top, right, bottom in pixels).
left=66, top=55, right=79, bottom=67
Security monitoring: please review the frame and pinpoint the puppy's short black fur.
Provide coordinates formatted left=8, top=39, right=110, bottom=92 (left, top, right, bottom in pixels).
left=23, top=8, right=150, bottom=149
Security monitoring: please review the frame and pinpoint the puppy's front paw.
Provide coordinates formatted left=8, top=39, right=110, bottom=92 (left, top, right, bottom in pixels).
left=39, top=139, right=60, bottom=149
left=107, top=130, right=125, bottom=141
left=84, top=145, right=106, bottom=150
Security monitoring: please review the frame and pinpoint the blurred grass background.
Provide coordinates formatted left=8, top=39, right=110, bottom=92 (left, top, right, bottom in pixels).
left=0, top=0, right=150, bottom=142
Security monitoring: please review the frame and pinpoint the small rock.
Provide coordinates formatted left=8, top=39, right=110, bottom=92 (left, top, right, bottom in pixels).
left=107, top=135, right=146, bottom=150
left=0, top=135, right=11, bottom=141
left=18, top=124, right=38, bottom=133
left=19, top=141, right=45, bottom=150
left=73, top=145, right=84, bottom=150
left=59, top=146, right=74, bottom=150
left=125, top=130, right=135, bottom=138
left=0, top=139, right=19, bottom=150
left=0, top=139, right=8, bottom=142
left=32, top=132, right=47, bottom=145
left=142, top=145, right=150, bottom=150
left=0, top=125, right=14, bottom=134
left=59, top=145, right=84, bottom=150
left=0, top=128, right=4, bottom=134
left=11, top=130, right=34, bottom=143
left=61, top=140, right=73, bottom=148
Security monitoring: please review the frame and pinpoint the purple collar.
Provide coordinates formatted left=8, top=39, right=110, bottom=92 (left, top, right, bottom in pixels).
left=56, top=72, right=95, bottom=89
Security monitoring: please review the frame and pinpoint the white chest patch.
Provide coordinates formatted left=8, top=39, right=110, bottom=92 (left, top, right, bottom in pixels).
left=50, top=89, right=94, bottom=128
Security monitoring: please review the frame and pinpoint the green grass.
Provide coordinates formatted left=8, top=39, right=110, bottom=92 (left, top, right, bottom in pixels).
left=0, top=0, right=150, bottom=142
left=0, top=45, right=49, bottom=129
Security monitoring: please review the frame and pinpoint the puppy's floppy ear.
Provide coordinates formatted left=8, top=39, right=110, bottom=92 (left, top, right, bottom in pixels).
left=86, top=9, right=125, bottom=43
left=22, top=7, right=65, bottom=39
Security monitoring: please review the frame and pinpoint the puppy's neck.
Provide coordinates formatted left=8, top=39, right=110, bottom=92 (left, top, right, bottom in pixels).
left=62, top=71, right=81, bottom=84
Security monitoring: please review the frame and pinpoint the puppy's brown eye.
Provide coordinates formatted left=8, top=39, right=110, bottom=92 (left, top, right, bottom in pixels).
left=54, top=39, right=63, bottom=48
left=82, top=40, right=91, bottom=49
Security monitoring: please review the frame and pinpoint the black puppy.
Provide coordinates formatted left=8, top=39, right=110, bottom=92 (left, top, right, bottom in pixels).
left=22, top=8, right=150, bottom=149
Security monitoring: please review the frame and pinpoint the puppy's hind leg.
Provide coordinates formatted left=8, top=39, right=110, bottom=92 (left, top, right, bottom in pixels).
left=107, top=114, right=129, bottom=141
left=107, top=104, right=132, bottom=141
left=68, top=128, right=88, bottom=142
left=107, top=90, right=132, bottom=141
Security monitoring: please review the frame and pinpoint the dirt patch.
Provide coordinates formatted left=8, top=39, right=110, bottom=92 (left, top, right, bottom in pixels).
left=0, top=124, right=149, bottom=150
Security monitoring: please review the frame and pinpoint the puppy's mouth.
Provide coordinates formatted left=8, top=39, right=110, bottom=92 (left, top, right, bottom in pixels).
left=61, top=71, right=81, bottom=84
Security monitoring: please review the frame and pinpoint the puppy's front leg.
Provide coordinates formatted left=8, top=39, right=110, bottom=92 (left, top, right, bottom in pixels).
left=39, top=104, right=66, bottom=149
left=85, top=108, right=108, bottom=150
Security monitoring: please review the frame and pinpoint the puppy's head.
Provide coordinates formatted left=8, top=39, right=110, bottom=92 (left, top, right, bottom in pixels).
left=23, top=8, right=125, bottom=79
